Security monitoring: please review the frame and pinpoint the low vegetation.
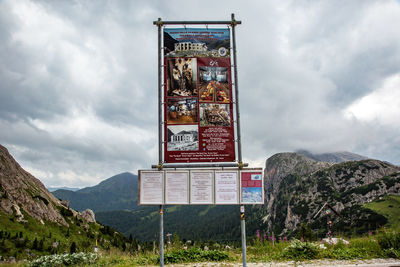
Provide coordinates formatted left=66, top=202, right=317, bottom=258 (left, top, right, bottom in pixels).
left=0, top=209, right=129, bottom=262
left=365, top=194, right=400, bottom=230
left=1, top=230, right=399, bottom=266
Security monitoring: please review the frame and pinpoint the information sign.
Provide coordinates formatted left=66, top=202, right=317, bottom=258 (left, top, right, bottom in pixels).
left=139, top=171, right=164, bottom=205
left=240, top=170, right=263, bottom=204
left=163, top=28, right=235, bottom=163
left=138, top=169, right=263, bottom=205
left=215, top=171, right=238, bottom=204
left=165, top=171, right=189, bottom=204
left=190, top=170, right=214, bottom=204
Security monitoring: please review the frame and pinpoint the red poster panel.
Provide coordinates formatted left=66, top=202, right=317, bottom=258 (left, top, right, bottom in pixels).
left=240, top=170, right=263, bottom=204
left=164, top=57, right=235, bottom=163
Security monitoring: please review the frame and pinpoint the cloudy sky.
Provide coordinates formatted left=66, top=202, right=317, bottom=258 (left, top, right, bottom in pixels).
left=1, top=0, right=400, bottom=188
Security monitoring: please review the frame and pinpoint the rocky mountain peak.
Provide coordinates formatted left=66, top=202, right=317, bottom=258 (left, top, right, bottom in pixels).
left=264, top=153, right=333, bottom=208
left=261, top=151, right=400, bottom=235
left=0, top=145, right=68, bottom=225
left=296, top=150, right=368, bottom=163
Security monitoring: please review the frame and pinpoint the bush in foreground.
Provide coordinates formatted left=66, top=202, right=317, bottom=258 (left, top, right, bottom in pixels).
left=281, top=239, right=321, bottom=260
left=377, top=231, right=400, bottom=258
left=28, top=252, right=97, bottom=267
left=163, top=247, right=229, bottom=264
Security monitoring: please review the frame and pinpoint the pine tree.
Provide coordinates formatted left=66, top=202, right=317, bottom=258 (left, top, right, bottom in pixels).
left=38, top=238, right=44, bottom=251
left=70, top=242, right=77, bottom=254
left=32, top=238, right=38, bottom=250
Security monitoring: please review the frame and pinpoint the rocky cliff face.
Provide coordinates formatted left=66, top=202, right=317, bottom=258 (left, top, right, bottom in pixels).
left=0, top=145, right=70, bottom=226
left=262, top=152, right=400, bottom=235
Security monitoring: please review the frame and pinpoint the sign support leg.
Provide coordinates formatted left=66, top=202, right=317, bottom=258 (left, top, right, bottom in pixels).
left=240, top=205, right=247, bottom=267
left=159, top=205, right=164, bottom=267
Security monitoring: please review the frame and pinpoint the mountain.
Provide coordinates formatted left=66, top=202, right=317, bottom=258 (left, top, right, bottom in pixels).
left=47, top=186, right=80, bottom=192
left=260, top=152, right=400, bottom=236
left=0, top=144, right=129, bottom=260
left=296, top=150, right=368, bottom=163
left=52, top=172, right=138, bottom=212
left=0, top=145, right=67, bottom=226
left=53, top=150, right=400, bottom=241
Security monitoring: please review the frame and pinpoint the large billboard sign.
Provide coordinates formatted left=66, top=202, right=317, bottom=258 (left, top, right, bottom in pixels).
left=163, top=28, right=235, bottom=163
left=138, top=169, right=263, bottom=205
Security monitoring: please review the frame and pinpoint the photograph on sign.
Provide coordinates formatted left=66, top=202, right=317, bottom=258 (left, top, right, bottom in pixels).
left=167, top=125, right=199, bottom=152
left=166, top=58, right=197, bottom=97
left=165, top=171, right=189, bottom=204
left=163, top=28, right=230, bottom=58
left=215, top=171, right=238, bottom=204
left=190, top=170, right=214, bottom=204
left=167, top=98, right=198, bottom=124
left=200, top=104, right=231, bottom=127
left=240, top=170, right=264, bottom=204
left=199, top=66, right=230, bottom=103
left=139, top=171, right=164, bottom=205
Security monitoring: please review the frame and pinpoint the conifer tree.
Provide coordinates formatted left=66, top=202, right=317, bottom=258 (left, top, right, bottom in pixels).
left=32, top=238, right=38, bottom=250
left=70, top=241, right=77, bottom=254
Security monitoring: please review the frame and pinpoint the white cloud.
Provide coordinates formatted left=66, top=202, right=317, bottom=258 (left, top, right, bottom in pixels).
left=344, top=74, right=400, bottom=126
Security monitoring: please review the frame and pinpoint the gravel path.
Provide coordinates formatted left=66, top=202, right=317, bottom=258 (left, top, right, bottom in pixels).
left=166, top=259, right=400, bottom=267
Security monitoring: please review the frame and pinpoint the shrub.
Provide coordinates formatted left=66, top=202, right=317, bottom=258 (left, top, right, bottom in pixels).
left=282, top=239, right=321, bottom=260
left=163, top=247, right=229, bottom=264
left=377, top=231, right=400, bottom=250
left=28, top=252, right=98, bottom=267
left=377, top=231, right=400, bottom=258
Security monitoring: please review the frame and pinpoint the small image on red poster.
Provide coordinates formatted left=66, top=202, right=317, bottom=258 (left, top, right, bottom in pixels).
left=198, top=58, right=231, bottom=103
left=165, top=58, right=197, bottom=97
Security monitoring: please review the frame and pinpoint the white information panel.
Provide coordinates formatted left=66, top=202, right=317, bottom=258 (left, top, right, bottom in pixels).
left=190, top=170, right=214, bottom=204
left=165, top=171, right=189, bottom=204
left=139, top=171, right=164, bottom=205
left=215, top=171, right=239, bottom=204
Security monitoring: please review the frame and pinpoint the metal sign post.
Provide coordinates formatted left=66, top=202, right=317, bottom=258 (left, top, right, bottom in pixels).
left=154, top=17, right=164, bottom=267
left=240, top=205, right=247, bottom=267
left=159, top=205, right=164, bottom=267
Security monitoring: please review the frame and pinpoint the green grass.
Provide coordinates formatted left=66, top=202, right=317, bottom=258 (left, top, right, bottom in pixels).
left=364, top=194, right=400, bottom=230
left=198, top=206, right=213, bottom=216
left=0, top=209, right=127, bottom=261
left=2, top=231, right=400, bottom=266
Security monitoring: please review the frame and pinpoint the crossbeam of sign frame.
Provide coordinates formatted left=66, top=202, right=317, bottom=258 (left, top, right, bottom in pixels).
left=138, top=169, right=263, bottom=205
